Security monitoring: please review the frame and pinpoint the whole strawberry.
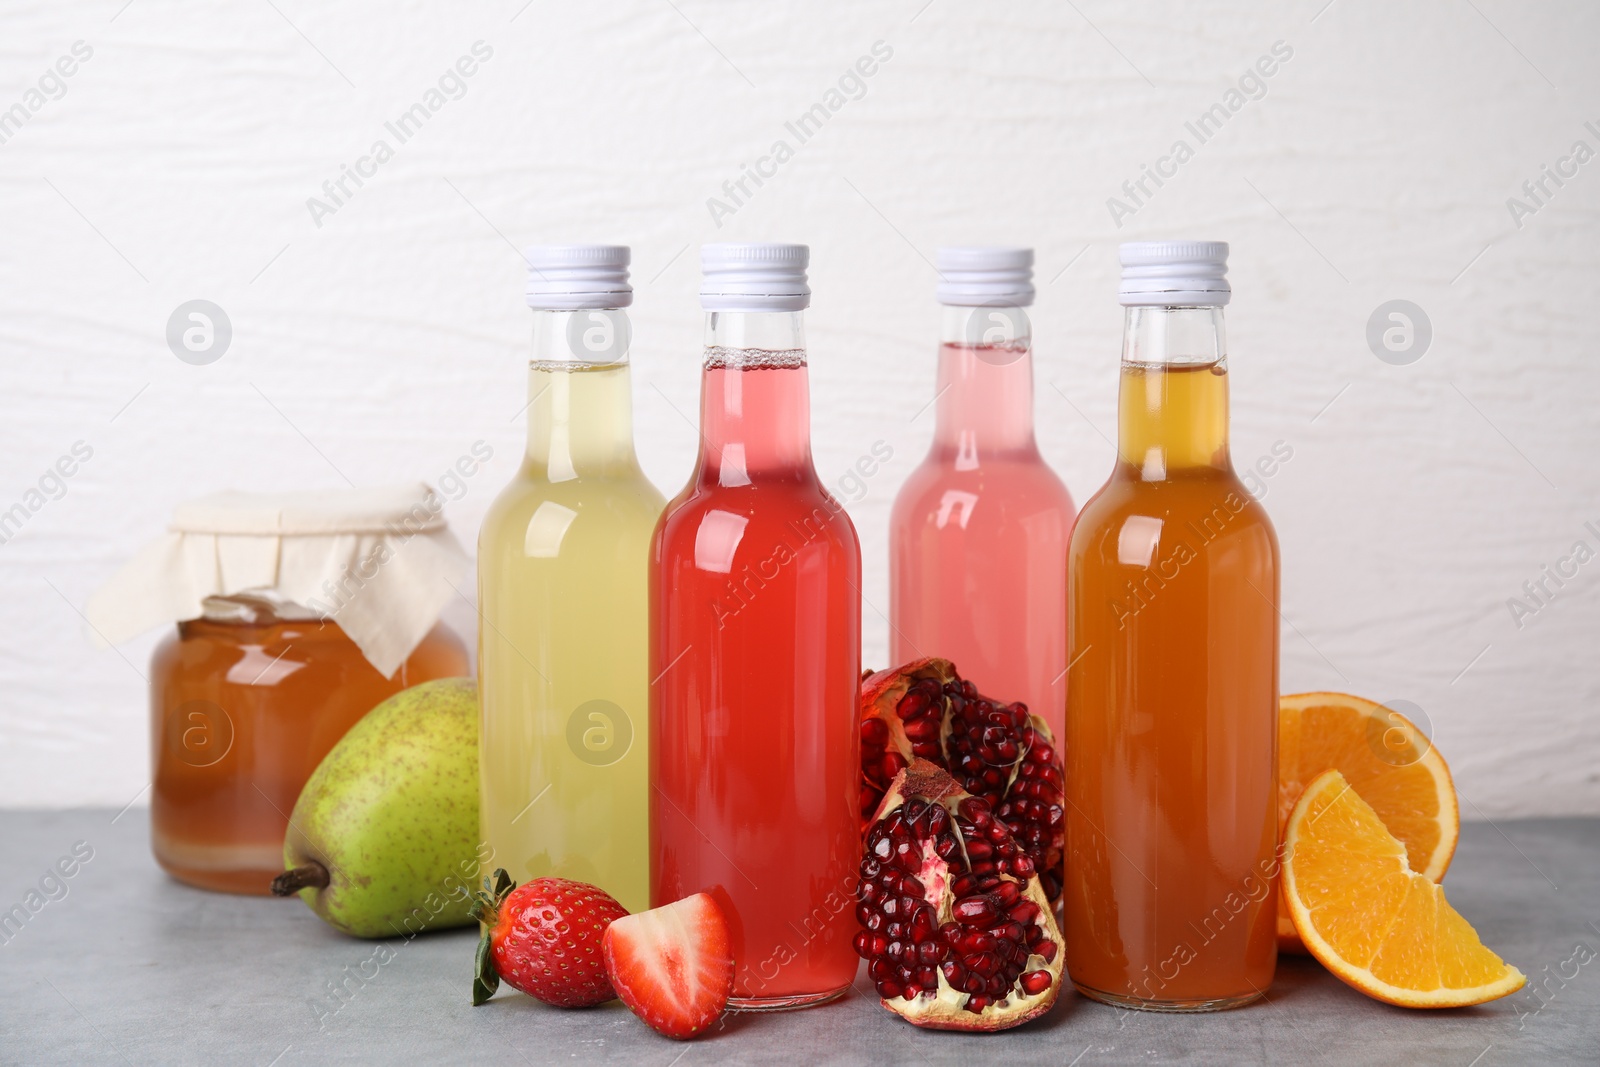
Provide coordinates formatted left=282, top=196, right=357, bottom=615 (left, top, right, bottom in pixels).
left=471, top=869, right=629, bottom=1007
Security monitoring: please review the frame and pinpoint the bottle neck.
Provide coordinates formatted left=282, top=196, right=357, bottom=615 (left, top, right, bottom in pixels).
left=1117, top=306, right=1231, bottom=475
left=698, top=311, right=813, bottom=484
left=524, top=309, right=639, bottom=481
left=932, top=304, right=1038, bottom=463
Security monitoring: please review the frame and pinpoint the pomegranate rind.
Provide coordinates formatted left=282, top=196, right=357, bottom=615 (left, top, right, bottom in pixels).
left=868, top=760, right=1064, bottom=1032
left=859, top=659, right=957, bottom=821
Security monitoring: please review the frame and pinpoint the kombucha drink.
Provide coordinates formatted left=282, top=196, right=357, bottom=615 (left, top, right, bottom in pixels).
left=1064, top=242, right=1279, bottom=1010
left=651, top=244, right=861, bottom=1009
left=891, top=248, right=1076, bottom=741
left=478, top=246, right=663, bottom=913
left=151, top=606, right=466, bottom=894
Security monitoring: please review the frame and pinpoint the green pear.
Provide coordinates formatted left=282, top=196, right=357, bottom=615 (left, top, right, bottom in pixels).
left=270, top=677, right=486, bottom=938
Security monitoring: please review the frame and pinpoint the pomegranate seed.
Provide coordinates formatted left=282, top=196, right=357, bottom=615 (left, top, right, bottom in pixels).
left=1020, top=970, right=1053, bottom=995
left=964, top=951, right=1000, bottom=977
left=1008, top=900, right=1040, bottom=924
left=1037, top=940, right=1058, bottom=963
left=881, top=752, right=908, bottom=780
left=965, top=994, right=988, bottom=1013
left=917, top=966, right=938, bottom=991
left=952, top=895, right=998, bottom=927
left=855, top=904, right=873, bottom=926
left=869, top=958, right=893, bottom=981
left=995, top=881, right=1021, bottom=906
left=861, top=718, right=889, bottom=747
left=964, top=931, right=996, bottom=955
left=999, top=921, right=1025, bottom=945
left=877, top=980, right=903, bottom=1000
left=886, top=922, right=905, bottom=941
left=853, top=931, right=872, bottom=957
left=896, top=691, right=926, bottom=720
left=903, top=716, right=940, bottom=741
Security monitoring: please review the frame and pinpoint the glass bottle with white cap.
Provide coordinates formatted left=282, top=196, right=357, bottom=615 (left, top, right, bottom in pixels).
left=890, top=246, right=1078, bottom=753
left=1064, top=241, right=1279, bottom=1009
left=477, top=245, right=664, bottom=913
left=650, top=243, right=862, bottom=1009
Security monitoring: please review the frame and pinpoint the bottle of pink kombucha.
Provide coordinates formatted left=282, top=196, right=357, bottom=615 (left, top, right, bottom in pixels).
left=889, top=247, right=1077, bottom=741
left=650, top=244, right=862, bottom=1010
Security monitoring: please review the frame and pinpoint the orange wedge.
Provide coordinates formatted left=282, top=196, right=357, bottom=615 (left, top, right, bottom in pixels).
left=1283, top=769, right=1525, bottom=1007
left=1278, top=692, right=1459, bottom=951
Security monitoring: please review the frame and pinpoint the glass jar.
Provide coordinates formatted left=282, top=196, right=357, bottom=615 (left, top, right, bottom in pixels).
left=149, top=593, right=468, bottom=894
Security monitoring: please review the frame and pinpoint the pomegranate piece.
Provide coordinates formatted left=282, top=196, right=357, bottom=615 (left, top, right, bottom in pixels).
left=860, top=658, right=1066, bottom=905
left=854, top=759, right=1065, bottom=1031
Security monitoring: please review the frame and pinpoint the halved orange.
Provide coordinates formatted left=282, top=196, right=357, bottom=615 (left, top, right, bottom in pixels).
left=1278, top=692, right=1459, bottom=951
left=1283, top=769, right=1524, bottom=1007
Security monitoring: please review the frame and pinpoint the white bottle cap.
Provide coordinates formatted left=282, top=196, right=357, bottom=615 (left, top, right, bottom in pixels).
left=936, top=246, right=1035, bottom=307
left=1119, top=240, right=1230, bottom=307
left=700, top=243, right=810, bottom=312
left=524, top=245, right=632, bottom=310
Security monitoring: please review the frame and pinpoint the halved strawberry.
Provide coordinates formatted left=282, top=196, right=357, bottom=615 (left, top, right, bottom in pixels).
left=601, top=893, right=733, bottom=1040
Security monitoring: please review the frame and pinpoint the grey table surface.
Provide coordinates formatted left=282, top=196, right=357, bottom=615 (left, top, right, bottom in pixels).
left=0, top=810, right=1594, bottom=1066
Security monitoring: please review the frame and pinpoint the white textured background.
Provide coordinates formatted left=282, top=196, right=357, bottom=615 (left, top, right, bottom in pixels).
left=2, top=1, right=1596, bottom=816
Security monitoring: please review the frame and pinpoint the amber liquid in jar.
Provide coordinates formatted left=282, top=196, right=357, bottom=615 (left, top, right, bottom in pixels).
left=150, top=598, right=468, bottom=894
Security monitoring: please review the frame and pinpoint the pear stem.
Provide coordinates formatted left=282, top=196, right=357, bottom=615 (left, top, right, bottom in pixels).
left=271, top=862, right=330, bottom=896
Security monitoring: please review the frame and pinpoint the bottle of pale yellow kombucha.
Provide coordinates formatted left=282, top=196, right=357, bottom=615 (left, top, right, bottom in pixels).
left=478, top=245, right=664, bottom=912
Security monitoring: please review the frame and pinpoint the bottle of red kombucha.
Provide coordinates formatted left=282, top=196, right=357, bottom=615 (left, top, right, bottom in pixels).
left=649, top=244, right=862, bottom=1010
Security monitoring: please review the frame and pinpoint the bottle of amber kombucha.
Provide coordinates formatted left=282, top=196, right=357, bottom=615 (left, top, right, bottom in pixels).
left=1064, top=241, right=1279, bottom=1011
